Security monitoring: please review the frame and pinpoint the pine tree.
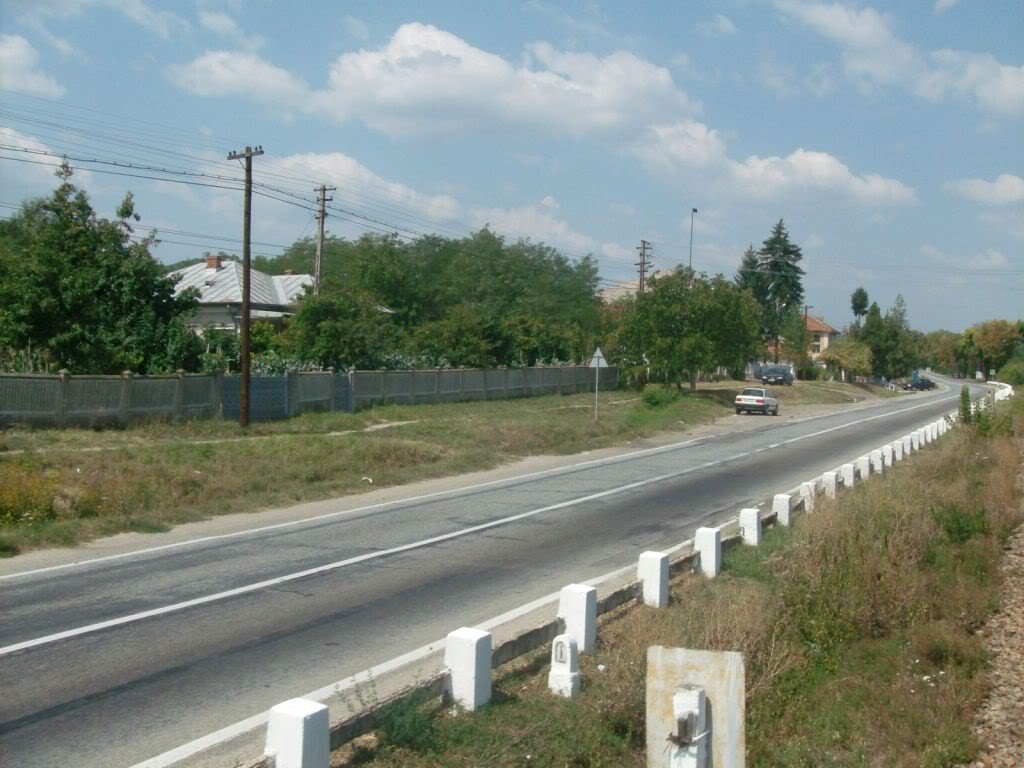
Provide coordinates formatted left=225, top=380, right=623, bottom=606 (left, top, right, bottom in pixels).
left=758, top=219, right=805, bottom=362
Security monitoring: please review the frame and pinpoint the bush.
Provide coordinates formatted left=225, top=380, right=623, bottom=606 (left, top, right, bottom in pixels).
left=996, top=356, right=1024, bottom=385
left=959, top=385, right=972, bottom=425
left=642, top=386, right=679, bottom=407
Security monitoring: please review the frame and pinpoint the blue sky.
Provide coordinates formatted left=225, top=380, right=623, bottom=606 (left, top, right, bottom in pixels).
left=0, top=0, right=1021, bottom=332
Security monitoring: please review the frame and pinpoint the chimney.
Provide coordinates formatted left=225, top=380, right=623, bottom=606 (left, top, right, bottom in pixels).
left=206, top=254, right=223, bottom=270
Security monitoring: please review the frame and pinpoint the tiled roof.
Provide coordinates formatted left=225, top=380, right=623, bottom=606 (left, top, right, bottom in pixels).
left=804, top=314, right=838, bottom=334
left=172, top=260, right=312, bottom=307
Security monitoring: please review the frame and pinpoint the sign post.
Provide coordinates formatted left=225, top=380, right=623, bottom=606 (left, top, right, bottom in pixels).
left=590, top=347, right=607, bottom=421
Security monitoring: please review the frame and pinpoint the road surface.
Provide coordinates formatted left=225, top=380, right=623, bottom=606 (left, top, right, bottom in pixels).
left=0, top=379, right=981, bottom=767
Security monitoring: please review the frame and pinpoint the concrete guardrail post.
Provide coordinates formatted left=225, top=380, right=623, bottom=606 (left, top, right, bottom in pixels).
left=264, top=698, right=329, bottom=768
left=893, top=440, right=903, bottom=462
left=910, top=432, right=920, bottom=451
left=799, top=482, right=816, bottom=514
left=856, top=455, right=871, bottom=480
left=739, top=508, right=762, bottom=545
left=870, top=449, right=884, bottom=475
left=882, top=444, right=894, bottom=467
left=638, top=551, right=669, bottom=608
left=694, top=527, right=721, bottom=578
left=773, top=494, right=793, bottom=526
left=445, top=627, right=492, bottom=711
left=558, top=584, right=597, bottom=653
left=903, top=435, right=913, bottom=454
left=821, top=471, right=838, bottom=498
left=840, top=463, right=856, bottom=488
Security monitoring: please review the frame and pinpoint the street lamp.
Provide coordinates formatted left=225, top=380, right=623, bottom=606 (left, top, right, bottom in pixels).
left=688, top=208, right=697, bottom=270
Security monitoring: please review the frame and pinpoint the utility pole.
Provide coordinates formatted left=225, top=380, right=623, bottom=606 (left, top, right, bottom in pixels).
left=636, top=239, right=653, bottom=295
left=802, top=302, right=814, bottom=381
left=227, top=144, right=264, bottom=427
left=314, top=184, right=336, bottom=296
left=688, top=207, right=697, bottom=270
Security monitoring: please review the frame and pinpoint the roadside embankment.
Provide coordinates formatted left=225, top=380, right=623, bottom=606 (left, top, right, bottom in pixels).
left=332, top=398, right=1020, bottom=767
left=0, top=380, right=896, bottom=556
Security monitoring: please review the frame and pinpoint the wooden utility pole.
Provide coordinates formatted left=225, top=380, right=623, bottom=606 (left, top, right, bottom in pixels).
left=636, top=239, right=653, bottom=295
left=314, top=184, right=336, bottom=296
left=227, top=144, right=264, bottom=427
left=801, top=302, right=814, bottom=380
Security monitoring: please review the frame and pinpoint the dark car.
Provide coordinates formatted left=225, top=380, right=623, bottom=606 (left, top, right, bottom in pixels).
left=761, top=366, right=793, bottom=386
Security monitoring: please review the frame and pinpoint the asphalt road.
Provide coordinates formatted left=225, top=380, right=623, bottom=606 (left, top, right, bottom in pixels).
left=0, top=379, right=982, bottom=767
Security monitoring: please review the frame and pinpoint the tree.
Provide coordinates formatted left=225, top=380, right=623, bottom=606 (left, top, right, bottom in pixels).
left=617, top=268, right=760, bottom=391
left=0, top=164, right=201, bottom=373
left=820, top=337, right=872, bottom=380
left=850, top=287, right=869, bottom=331
left=971, top=319, right=1021, bottom=374
left=758, top=220, right=805, bottom=362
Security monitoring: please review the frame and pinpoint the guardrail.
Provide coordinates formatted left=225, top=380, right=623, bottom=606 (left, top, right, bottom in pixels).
left=129, top=401, right=981, bottom=768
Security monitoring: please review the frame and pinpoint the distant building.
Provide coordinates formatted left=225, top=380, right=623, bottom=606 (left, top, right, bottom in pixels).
left=172, top=255, right=312, bottom=332
left=805, top=314, right=839, bottom=360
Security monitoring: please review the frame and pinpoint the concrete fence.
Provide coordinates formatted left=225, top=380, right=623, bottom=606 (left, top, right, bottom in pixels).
left=0, top=365, right=617, bottom=427
left=170, top=397, right=989, bottom=768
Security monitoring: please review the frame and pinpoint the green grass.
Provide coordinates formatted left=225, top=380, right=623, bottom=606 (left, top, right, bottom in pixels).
left=336, top=399, right=1021, bottom=768
left=0, top=380, right=892, bottom=555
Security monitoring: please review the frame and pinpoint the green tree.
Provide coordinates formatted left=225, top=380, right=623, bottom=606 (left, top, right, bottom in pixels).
left=758, top=220, right=805, bottom=362
left=820, top=337, right=872, bottom=379
left=971, top=319, right=1021, bottom=374
left=850, top=287, right=869, bottom=333
left=617, top=268, right=759, bottom=391
left=0, top=164, right=201, bottom=373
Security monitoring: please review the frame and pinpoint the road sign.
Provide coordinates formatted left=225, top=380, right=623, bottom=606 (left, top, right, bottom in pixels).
left=590, top=347, right=608, bottom=368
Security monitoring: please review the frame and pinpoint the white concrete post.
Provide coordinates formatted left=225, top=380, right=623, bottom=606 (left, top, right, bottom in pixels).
left=903, top=435, right=913, bottom=454
left=893, top=440, right=903, bottom=462
left=694, top=527, right=721, bottom=578
left=882, top=444, right=894, bottom=467
left=558, top=584, right=597, bottom=654
left=639, top=551, right=669, bottom=608
left=856, top=455, right=871, bottom=480
left=669, top=686, right=708, bottom=768
left=840, top=463, right=856, bottom=488
left=821, top=471, right=838, bottom=498
left=910, top=432, right=920, bottom=451
left=445, top=627, right=492, bottom=711
left=799, top=482, right=816, bottom=514
left=773, top=493, right=793, bottom=526
left=264, top=699, right=329, bottom=768
left=739, top=508, right=761, bottom=545
left=870, top=449, right=884, bottom=475
left=547, top=634, right=580, bottom=698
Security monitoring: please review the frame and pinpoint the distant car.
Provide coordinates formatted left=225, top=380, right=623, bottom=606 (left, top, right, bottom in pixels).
left=912, top=378, right=936, bottom=391
left=761, top=366, right=793, bottom=386
left=735, top=387, right=779, bottom=416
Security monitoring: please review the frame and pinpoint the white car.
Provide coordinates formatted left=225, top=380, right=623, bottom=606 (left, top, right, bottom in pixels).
left=735, top=387, right=779, bottom=416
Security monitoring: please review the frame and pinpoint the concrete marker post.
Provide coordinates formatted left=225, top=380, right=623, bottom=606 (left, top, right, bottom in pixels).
left=558, top=584, right=597, bottom=654
left=840, top=463, right=856, bottom=488
left=773, top=493, right=793, bottom=526
left=910, top=432, right=920, bottom=451
left=547, top=634, right=580, bottom=698
left=821, top=471, right=838, bottom=498
left=856, top=455, right=871, bottom=480
left=669, top=685, right=708, bottom=768
left=882, top=444, right=894, bottom=467
left=264, top=698, right=329, bottom=768
left=893, top=440, right=904, bottom=461
left=694, top=527, right=721, bottom=578
left=638, top=551, right=669, bottom=608
left=445, top=627, right=492, bottom=711
left=739, top=508, right=761, bottom=545
left=870, top=449, right=884, bottom=475
left=903, top=435, right=913, bottom=454
left=799, top=482, right=816, bottom=514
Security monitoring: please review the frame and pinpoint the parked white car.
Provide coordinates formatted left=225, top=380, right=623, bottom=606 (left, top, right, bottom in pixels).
left=735, top=387, right=779, bottom=416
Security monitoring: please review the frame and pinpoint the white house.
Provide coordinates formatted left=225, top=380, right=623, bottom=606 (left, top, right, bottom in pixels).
left=172, top=255, right=312, bottom=332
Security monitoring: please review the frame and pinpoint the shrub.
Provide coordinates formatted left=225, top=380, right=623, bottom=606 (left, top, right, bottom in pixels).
left=642, top=386, right=679, bottom=407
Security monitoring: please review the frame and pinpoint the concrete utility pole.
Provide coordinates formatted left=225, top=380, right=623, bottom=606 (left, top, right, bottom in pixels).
left=227, top=144, right=264, bottom=427
left=802, top=303, right=814, bottom=380
left=313, top=184, right=335, bottom=296
left=688, top=207, right=697, bottom=270
left=636, top=239, right=653, bottom=295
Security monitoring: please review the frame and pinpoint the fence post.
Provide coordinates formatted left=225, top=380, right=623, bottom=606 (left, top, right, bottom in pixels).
left=56, top=369, right=70, bottom=427
left=348, top=369, right=355, bottom=412
left=285, top=369, right=296, bottom=417
left=213, top=370, right=224, bottom=419
left=504, top=367, right=510, bottom=398
left=120, top=370, right=133, bottom=426
left=434, top=368, right=441, bottom=404
left=174, top=369, right=185, bottom=421
left=327, top=368, right=336, bottom=411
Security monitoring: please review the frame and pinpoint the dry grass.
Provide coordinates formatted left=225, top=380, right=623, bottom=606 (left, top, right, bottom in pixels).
left=0, top=380, right=890, bottom=556
left=341, top=400, right=1022, bottom=768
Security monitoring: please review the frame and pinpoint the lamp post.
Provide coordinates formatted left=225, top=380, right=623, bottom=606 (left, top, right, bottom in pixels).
left=688, top=207, right=697, bottom=270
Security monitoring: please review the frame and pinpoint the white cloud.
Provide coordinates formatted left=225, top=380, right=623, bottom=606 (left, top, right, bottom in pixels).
left=630, top=120, right=727, bottom=171
left=0, top=127, right=93, bottom=188
left=8, top=0, right=189, bottom=38
left=198, top=11, right=263, bottom=51
left=966, top=248, right=1009, bottom=269
left=173, top=22, right=697, bottom=138
left=979, top=211, right=1024, bottom=240
left=934, top=0, right=959, bottom=13
left=696, top=14, right=738, bottom=37
left=946, top=174, right=1024, bottom=205
left=729, top=148, right=916, bottom=204
left=0, top=35, right=65, bottom=97
left=776, top=0, right=1024, bottom=117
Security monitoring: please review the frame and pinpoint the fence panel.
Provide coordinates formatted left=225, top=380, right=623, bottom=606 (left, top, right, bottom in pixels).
left=292, top=372, right=334, bottom=416
left=128, top=377, right=177, bottom=420
left=182, top=375, right=218, bottom=418
left=65, top=376, right=122, bottom=425
left=222, top=375, right=288, bottom=422
left=334, top=373, right=353, bottom=413
left=0, top=375, right=62, bottom=426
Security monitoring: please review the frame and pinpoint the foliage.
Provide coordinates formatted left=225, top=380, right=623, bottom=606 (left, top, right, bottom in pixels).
left=959, top=385, right=972, bottom=425
left=996, top=350, right=1024, bottom=385
left=0, top=166, right=201, bottom=374
left=850, top=286, right=869, bottom=326
left=758, top=219, right=805, bottom=361
left=918, top=330, right=961, bottom=374
left=615, top=268, right=760, bottom=391
left=970, top=319, right=1021, bottom=374
left=820, top=336, right=872, bottom=377
left=859, top=295, right=917, bottom=379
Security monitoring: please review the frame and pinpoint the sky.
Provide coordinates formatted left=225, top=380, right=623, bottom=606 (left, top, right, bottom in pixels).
left=0, top=0, right=1021, bottom=332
